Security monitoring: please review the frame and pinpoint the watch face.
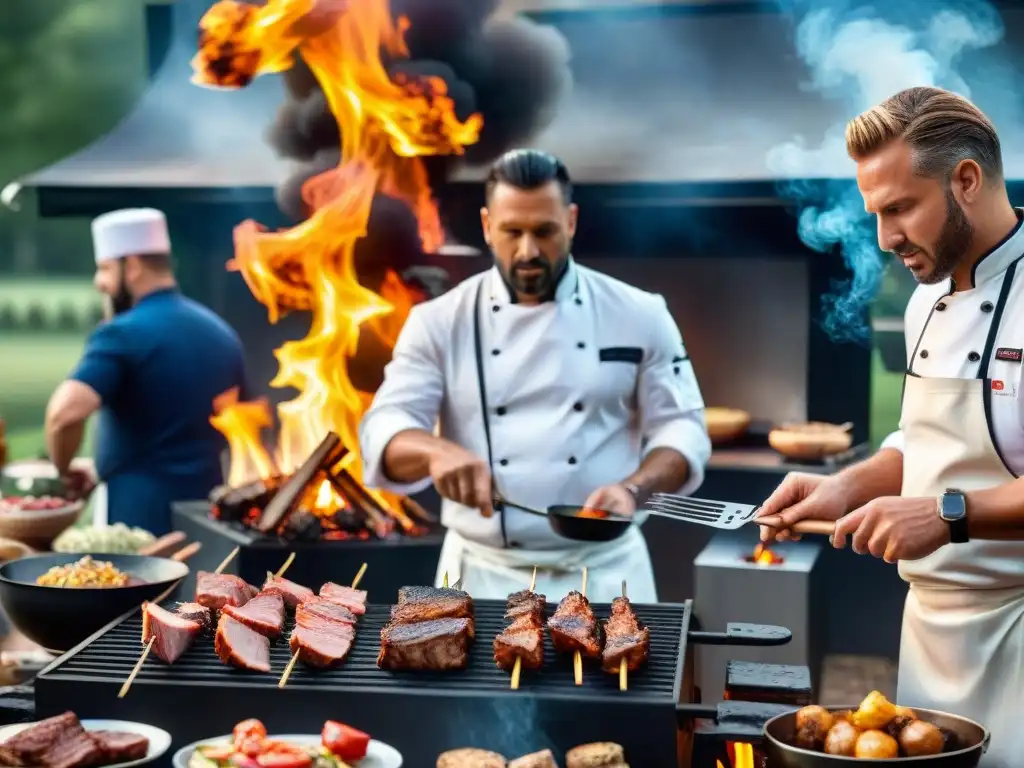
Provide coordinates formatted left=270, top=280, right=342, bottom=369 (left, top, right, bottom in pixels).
left=941, top=492, right=967, bottom=521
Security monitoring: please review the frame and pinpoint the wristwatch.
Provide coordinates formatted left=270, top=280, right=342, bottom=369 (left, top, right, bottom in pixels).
left=622, top=482, right=649, bottom=508
left=938, top=489, right=970, bottom=544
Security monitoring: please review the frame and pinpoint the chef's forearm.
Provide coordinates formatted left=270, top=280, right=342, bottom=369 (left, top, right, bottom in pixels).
left=381, top=429, right=452, bottom=483
left=46, top=419, right=85, bottom=476
left=623, top=447, right=690, bottom=497
left=834, top=447, right=904, bottom=509
left=965, top=480, right=1024, bottom=539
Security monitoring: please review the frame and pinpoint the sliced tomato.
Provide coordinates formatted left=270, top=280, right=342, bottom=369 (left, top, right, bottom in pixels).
left=321, top=721, right=370, bottom=762
left=229, top=755, right=262, bottom=768
left=233, top=719, right=267, bottom=746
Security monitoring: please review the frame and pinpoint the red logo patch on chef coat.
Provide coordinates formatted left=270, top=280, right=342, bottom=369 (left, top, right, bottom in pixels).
left=995, top=347, right=1023, bottom=363
left=993, top=380, right=1005, bottom=391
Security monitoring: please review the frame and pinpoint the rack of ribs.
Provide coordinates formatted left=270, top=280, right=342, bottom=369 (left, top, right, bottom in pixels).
left=377, top=586, right=475, bottom=671
left=547, top=590, right=601, bottom=659
left=494, top=589, right=546, bottom=671
left=601, top=596, right=649, bottom=674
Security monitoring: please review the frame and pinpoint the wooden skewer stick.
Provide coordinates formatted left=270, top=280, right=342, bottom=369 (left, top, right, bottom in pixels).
left=119, top=545, right=240, bottom=698
left=510, top=566, right=538, bottom=691
left=442, top=571, right=449, bottom=588
left=619, top=579, right=628, bottom=692
left=279, top=562, right=367, bottom=688
left=574, top=566, right=588, bottom=686
left=275, top=552, right=296, bottom=578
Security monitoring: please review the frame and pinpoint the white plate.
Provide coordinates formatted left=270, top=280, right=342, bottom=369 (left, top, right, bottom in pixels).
left=0, top=718, right=171, bottom=767
left=173, top=734, right=403, bottom=768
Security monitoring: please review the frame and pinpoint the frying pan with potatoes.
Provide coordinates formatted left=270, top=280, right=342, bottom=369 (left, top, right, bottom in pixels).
left=762, top=691, right=989, bottom=766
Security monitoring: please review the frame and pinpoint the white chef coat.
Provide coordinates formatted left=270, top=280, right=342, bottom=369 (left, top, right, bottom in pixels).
left=359, top=258, right=711, bottom=599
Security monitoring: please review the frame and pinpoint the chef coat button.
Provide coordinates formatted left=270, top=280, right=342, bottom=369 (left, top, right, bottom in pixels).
left=968, top=351, right=981, bottom=362
left=574, top=298, right=582, bottom=306
left=568, top=456, right=577, bottom=465
left=499, top=459, right=508, bottom=466
left=491, top=349, right=500, bottom=356
left=935, top=302, right=947, bottom=311
left=920, top=350, right=929, bottom=359
left=981, top=301, right=994, bottom=313
left=577, top=342, right=586, bottom=349
left=573, top=401, right=584, bottom=412
left=492, top=305, right=500, bottom=313
left=673, top=366, right=680, bottom=375
left=496, top=406, right=507, bottom=416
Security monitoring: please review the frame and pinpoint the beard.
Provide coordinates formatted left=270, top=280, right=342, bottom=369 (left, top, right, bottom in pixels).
left=501, top=252, right=570, bottom=300
left=913, top=191, right=974, bottom=285
left=110, top=262, right=134, bottom=315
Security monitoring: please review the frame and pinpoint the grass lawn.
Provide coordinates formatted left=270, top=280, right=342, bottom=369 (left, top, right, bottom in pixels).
left=870, top=349, right=903, bottom=448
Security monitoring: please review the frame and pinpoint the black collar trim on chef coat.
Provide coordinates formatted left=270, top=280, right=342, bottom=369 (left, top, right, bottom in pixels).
left=493, top=256, right=578, bottom=305
left=961, top=208, right=1024, bottom=290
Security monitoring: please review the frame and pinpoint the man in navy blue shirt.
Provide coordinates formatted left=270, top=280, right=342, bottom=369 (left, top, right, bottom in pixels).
left=45, top=208, right=247, bottom=534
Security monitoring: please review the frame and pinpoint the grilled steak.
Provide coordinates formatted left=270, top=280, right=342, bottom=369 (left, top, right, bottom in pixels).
left=436, top=748, right=507, bottom=767
left=91, top=731, right=150, bottom=763
left=196, top=572, right=258, bottom=610
left=601, top=597, right=649, bottom=674
left=141, top=602, right=202, bottom=664
left=175, top=601, right=214, bottom=631
left=320, top=582, right=367, bottom=615
left=565, top=743, right=627, bottom=768
left=262, top=574, right=315, bottom=609
left=509, top=750, right=559, bottom=768
left=290, top=620, right=356, bottom=668
left=378, top=617, right=472, bottom=670
left=547, top=591, right=601, bottom=658
left=391, top=586, right=474, bottom=624
left=223, top=593, right=286, bottom=639
left=215, top=614, right=271, bottom=672
left=298, top=597, right=357, bottom=626
left=494, top=590, right=546, bottom=671
left=38, top=728, right=103, bottom=768
left=0, top=711, right=78, bottom=765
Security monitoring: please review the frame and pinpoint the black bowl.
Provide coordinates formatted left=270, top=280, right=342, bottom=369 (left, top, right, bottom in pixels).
left=0, top=552, right=189, bottom=653
left=762, top=705, right=989, bottom=767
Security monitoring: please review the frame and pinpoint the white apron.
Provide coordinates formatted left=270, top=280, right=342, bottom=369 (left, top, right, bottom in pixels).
left=435, top=279, right=658, bottom=603
left=897, top=266, right=1024, bottom=767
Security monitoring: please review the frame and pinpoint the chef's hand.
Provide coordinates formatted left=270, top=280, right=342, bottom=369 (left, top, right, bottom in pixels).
left=756, top=472, right=851, bottom=542
left=832, top=496, right=949, bottom=563
left=61, top=469, right=95, bottom=502
left=428, top=444, right=494, bottom=518
left=582, top=484, right=636, bottom=517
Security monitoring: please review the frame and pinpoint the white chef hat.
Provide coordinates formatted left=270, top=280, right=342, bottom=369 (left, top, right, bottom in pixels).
left=91, top=208, right=171, bottom=264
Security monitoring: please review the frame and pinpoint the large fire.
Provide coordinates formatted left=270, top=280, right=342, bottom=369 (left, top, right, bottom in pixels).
left=192, top=0, right=482, bottom=524
left=717, top=742, right=756, bottom=768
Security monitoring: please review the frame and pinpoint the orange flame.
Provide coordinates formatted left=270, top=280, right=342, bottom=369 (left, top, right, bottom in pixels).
left=194, top=0, right=482, bottom=513
left=716, top=742, right=756, bottom=768
left=749, top=542, right=785, bottom=566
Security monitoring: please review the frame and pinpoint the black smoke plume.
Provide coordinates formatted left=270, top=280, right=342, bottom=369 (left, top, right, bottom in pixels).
left=266, top=0, right=573, bottom=248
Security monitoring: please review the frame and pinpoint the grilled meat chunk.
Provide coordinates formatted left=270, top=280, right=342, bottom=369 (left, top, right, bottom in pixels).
left=196, top=571, right=258, bottom=610
left=565, top=743, right=628, bottom=768
left=547, top=591, right=601, bottom=658
left=0, top=711, right=79, bottom=765
left=391, top=586, right=475, bottom=637
left=437, top=748, right=507, bottom=767
left=37, top=728, right=103, bottom=768
left=494, top=590, right=546, bottom=671
left=320, top=582, right=367, bottom=615
left=601, top=597, right=649, bottom=674
left=262, top=574, right=315, bottom=609
left=299, top=597, right=357, bottom=625
left=378, top=617, right=472, bottom=670
left=215, top=614, right=270, bottom=672
left=91, top=731, right=150, bottom=763
left=175, top=601, right=214, bottom=631
left=223, top=593, right=286, bottom=639
left=141, top=602, right=202, bottom=664
left=289, top=599, right=357, bottom=668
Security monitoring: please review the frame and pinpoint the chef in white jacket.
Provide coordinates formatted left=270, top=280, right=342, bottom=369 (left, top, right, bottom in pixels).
left=758, top=87, right=1024, bottom=767
left=360, top=149, right=711, bottom=603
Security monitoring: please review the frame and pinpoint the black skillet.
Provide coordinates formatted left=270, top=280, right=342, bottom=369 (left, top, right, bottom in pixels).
left=0, top=551, right=192, bottom=653
left=761, top=705, right=989, bottom=767
left=496, top=496, right=632, bottom=543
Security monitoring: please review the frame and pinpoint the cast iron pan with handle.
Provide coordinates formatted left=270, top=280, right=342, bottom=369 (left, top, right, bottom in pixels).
left=0, top=543, right=197, bottom=653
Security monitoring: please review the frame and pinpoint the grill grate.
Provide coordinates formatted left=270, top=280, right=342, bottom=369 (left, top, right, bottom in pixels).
left=42, top=600, right=686, bottom=702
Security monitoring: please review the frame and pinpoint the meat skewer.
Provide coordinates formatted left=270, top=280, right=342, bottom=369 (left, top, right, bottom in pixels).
left=546, top=567, right=601, bottom=686
left=119, top=545, right=239, bottom=698
left=602, top=579, right=649, bottom=692
left=278, top=562, right=367, bottom=687
left=500, top=566, right=540, bottom=690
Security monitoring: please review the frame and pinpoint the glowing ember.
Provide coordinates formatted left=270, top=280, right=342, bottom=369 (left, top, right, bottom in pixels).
left=193, top=0, right=482, bottom=527
left=746, top=543, right=785, bottom=566
left=716, top=741, right=756, bottom=768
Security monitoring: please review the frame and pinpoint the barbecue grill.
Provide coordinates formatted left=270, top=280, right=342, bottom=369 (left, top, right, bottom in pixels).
left=34, top=599, right=792, bottom=766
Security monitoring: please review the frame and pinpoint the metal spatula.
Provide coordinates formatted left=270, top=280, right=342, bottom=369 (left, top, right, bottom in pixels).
left=642, top=493, right=835, bottom=536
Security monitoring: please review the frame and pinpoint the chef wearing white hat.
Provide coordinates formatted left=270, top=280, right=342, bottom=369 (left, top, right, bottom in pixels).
left=45, top=208, right=248, bottom=534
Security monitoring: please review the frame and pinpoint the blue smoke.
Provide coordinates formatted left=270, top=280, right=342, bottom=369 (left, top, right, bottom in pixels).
left=768, top=0, right=1005, bottom=342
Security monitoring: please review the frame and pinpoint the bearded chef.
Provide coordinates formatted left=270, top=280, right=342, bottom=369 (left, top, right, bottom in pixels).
left=360, top=149, right=711, bottom=602
left=758, top=87, right=1024, bottom=767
